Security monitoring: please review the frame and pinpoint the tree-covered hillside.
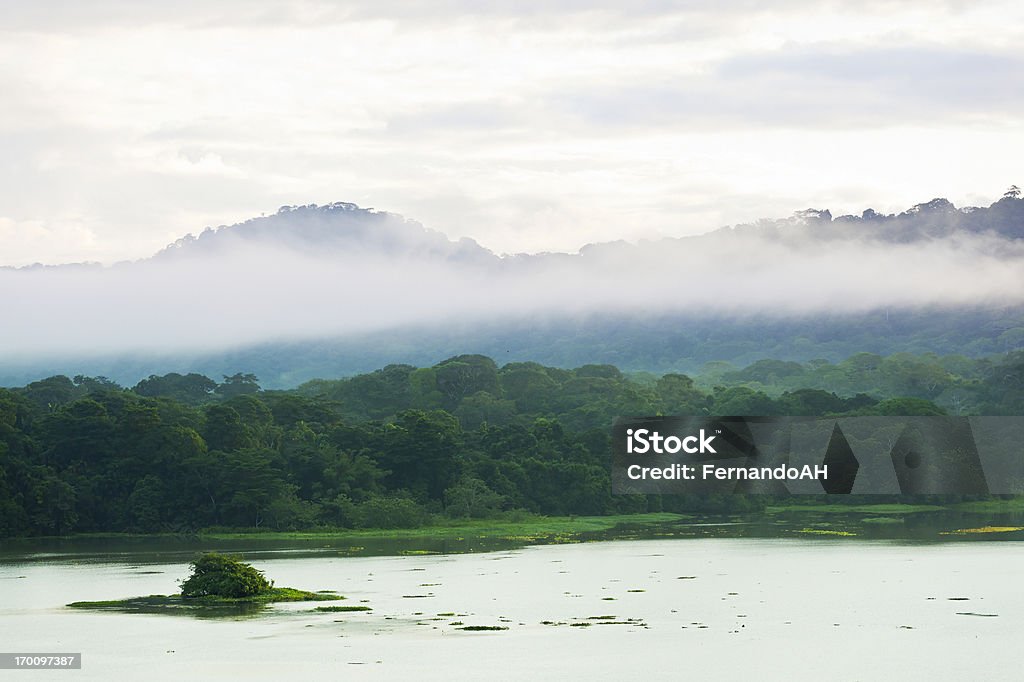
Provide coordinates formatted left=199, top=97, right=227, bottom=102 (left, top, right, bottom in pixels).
left=4, top=194, right=1024, bottom=389
left=1, top=351, right=1021, bottom=537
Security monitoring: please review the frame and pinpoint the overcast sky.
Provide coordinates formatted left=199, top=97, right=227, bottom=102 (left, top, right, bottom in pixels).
left=2, top=0, right=1023, bottom=266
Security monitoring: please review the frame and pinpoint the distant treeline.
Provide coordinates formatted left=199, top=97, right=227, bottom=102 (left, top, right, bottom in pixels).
left=1, top=351, right=1022, bottom=537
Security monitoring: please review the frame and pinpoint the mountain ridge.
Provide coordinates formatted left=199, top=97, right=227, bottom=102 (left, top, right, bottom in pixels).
left=2, top=190, right=1023, bottom=388
left=5, top=191, right=1024, bottom=271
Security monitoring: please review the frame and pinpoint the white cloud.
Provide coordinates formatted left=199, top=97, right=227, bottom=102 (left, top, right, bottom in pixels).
left=2, top=227, right=1022, bottom=356
left=0, top=0, right=1023, bottom=264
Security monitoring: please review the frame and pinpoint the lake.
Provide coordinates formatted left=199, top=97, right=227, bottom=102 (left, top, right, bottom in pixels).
left=1, top=528, right=1022, bottom=680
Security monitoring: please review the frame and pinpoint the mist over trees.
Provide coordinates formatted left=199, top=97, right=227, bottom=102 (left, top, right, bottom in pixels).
left=2, top=194, right=1024, bottom=371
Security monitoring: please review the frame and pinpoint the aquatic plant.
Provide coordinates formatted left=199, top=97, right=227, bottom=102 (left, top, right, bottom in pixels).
left=796, top=529, right=857, bottom=537
left=940, top=526, right=1024, bottom=535
left=458, top=625, right=509, bottom=631
left=181, top=553, right=271, bottom=598
left=68, top=552, right=345, bottom=616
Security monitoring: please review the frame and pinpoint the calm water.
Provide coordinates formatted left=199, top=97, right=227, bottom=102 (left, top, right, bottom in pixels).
left=1, top=532, right=1022, bottom=681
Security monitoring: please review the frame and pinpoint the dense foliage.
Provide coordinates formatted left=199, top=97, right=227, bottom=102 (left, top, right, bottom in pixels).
left=1, top=351, right=1022, bottom=537
left=180, top=552, right=272, bottom=598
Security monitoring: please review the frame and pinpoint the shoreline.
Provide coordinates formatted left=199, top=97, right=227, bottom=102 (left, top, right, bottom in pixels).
left=2, top=500, right=1024, bottom=549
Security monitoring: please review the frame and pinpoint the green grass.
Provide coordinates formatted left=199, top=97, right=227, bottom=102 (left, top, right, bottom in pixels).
left=31, top=501, right=1024, bottom=546
left=769, top=500, right=1024, bottom=515
left=68, top=587, right=343, bottom=610
left=951, top=498, right=1024, bottom=513
left=196, top=513, right=687, bottom=542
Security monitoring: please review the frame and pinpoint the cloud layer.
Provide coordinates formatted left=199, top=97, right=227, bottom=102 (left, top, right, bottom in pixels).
left=3, top=211, right=1023, bottom=357
left=1, top=1, right=1023, bottom=264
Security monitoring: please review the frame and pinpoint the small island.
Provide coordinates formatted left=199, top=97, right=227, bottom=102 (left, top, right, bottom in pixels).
left=68, top=553, right=344, bottom=616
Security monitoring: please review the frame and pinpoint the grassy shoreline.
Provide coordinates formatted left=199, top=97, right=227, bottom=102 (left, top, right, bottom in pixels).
left=766, top=499, right=1024, bottom=515
left=10, top=513, right=685, bottom=543
left=8, top=500, right=1024, bottom=544
left=196, top=512, right=687, bottom=541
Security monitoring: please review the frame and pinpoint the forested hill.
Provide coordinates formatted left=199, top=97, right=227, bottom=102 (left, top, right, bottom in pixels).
left=12, top=190, right=1024, bottom=272
left=3, top=192, right=1024, bottom=388
left=2, top=351, right=1021, bottom=537
left=151, top=202, right=495, bottom=265
left=714, top=191, right=1024, bottom=244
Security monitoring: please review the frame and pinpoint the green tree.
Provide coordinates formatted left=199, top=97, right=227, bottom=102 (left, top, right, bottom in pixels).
left=215, top=373, right=261, bottom=399
left=202, top=405, right=254, bottom=452
left=180, top=553, right=271, bottom=598
left=379, top=410, right=463, bottom=498
left=444, top=476, right=505, bottom=518
left=434, top=355, right=500, bottom=408
left=133, top=373, right=217, bottom=406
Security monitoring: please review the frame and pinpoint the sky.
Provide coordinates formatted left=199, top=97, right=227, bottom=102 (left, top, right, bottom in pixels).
left=2, top=0, right=1024, bottom=266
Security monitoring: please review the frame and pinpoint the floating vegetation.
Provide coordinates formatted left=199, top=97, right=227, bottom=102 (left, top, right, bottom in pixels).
left=627, top=589, right=646, bottom=593
left=313, top=605, right=372, bottom=613
left=595, top=618, right=646, bottom=627
left=437, top=612, right=455, bottom=617
left=67, top=554, right=342, bottom=618
left=797, top=529, right=857, bottom=537
left=947, top=597, right=970, bottom=601
left=940, top=526, right=1024, bottom=535
left=501, top=534, right=549, bottom=542
left=67, top=588, right=343, bottom=618
left=458, top=625, right=509, bottom=631
left=558, top=615, right=646, bottom=628
left=401, top=594, right=434, bottom=598
left=676, top=576, right=697, bottom=580
left=955, top=612, right=998, bottom=617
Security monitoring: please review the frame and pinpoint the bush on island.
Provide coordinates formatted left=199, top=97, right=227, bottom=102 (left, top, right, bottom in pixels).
left=180, top=552, right=272, bottom=598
